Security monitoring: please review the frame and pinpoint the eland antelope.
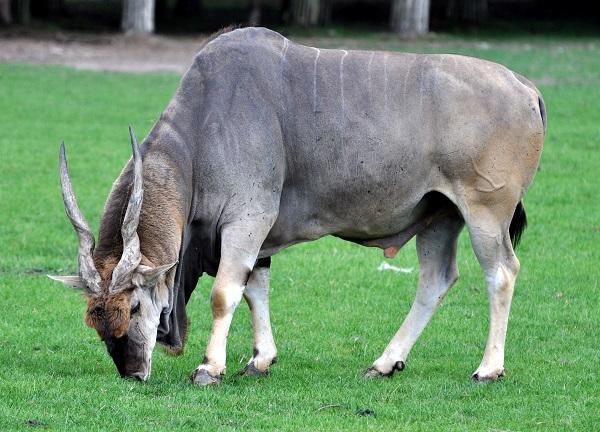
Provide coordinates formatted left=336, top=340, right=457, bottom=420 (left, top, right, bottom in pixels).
left=50, top=27, right=545, bottom=385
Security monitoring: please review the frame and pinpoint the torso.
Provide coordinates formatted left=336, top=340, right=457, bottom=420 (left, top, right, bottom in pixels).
left=169, top=27, right=542, bottom=258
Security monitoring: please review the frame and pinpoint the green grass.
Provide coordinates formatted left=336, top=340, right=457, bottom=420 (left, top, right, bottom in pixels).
left=1, top=32, right=600, bottom=431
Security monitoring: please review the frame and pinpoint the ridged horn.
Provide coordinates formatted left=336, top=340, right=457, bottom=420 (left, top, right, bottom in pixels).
left=59, top=142, right=102, bottom=296
left=109, top=126, right=144, bottom=292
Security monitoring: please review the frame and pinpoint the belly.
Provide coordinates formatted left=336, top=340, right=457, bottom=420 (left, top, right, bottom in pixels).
left=261, top=171, right=432, bottom=256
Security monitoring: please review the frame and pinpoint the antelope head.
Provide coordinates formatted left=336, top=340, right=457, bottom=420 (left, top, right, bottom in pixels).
left=49, top=127, right=177, bottom=381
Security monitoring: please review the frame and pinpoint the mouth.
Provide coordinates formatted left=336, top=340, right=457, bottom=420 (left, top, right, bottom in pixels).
left=124, top=371, right=149, bottom=381
left=106, top=335, right=152, bottom=381
left=121, top=358, right=151, bottom=382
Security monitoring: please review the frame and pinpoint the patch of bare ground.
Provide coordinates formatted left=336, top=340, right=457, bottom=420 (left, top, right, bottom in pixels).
left=0, top=30, right=209, bottom=74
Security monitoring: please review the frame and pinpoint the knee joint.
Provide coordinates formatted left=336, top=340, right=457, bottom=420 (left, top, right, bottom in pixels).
left=486, top=264, right=517, bottom=295
left=211, top=286, right=243, bottom=318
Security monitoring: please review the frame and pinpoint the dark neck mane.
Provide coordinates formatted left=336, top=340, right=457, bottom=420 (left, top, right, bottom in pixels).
left=94, top=150, right=186, bottom=273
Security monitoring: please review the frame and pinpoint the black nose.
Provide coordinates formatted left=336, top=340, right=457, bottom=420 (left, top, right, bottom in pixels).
left=105, top=335, right=128, bottom=376
left=128, top=372, right=146, bottom=381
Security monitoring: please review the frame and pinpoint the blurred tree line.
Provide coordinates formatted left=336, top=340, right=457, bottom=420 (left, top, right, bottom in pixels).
left=0, top=0, right=597, bottom=36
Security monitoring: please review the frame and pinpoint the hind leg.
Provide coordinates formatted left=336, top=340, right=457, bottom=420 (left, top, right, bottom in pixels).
left=366, top=212, right=464, bottom=377
left=466, top=207, right=520, bottom=381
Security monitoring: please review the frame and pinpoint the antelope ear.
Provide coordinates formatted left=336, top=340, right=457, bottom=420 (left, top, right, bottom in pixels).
left=133, top=261, right=178, bottom=288
left=48, top=275, right=85, bottom=289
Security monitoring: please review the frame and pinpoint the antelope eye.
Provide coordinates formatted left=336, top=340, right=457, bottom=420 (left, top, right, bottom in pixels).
left=131, top=302, right=140, bottom=314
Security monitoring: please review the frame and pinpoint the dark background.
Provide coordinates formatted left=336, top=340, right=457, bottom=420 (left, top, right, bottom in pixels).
left=4, top=0, right=600, bottom=35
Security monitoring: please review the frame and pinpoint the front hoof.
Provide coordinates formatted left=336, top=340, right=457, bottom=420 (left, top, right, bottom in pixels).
left=364, top=361, right=405, bottom=378
left=472, top=368, right=505, bottom=382
left=241, top=362, right=269, bottom=377
left=191, top=368, right=222, bottom=386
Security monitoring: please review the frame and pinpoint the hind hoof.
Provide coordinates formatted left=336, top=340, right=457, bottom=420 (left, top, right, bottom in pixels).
left=472, top=368, right=505, bottom=382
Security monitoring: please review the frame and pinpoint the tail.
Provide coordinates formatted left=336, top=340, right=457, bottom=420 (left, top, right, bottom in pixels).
left=538, top=95, right=547, bottom=135
left=507, top=74, right=540, bottom=248
left=509, top=201, right=527, bottom=248
left=512, top=72, right=547, bottom=135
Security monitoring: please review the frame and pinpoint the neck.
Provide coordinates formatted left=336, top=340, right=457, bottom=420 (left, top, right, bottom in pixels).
left=94, top=147, right=188, bottom=275
left=138, top=152, right=185, bottom=265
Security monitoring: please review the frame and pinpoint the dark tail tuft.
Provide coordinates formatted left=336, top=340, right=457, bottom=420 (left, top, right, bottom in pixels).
left=509, top=201, right=527, bottom=248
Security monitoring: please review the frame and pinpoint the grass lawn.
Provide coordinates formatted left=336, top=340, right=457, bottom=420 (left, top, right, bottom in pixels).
left=1, top=31, right=599, bottom=431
